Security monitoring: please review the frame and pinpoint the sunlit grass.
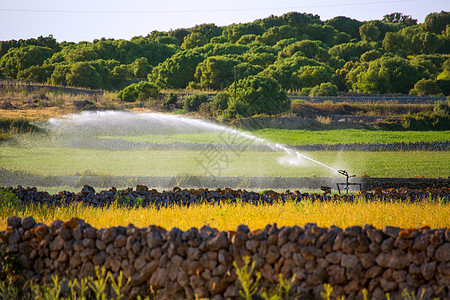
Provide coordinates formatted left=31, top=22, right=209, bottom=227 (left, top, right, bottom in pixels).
left=1, top=198, right=448, bottom=231
left=98, top=129, right=450, bottom=145
left=252, top=129, right=450, bottom=145
left=1, top=147, right=449, bottom=178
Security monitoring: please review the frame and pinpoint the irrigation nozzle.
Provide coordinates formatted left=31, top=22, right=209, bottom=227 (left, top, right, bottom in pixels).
left=336, top=169, right=361, bottom=194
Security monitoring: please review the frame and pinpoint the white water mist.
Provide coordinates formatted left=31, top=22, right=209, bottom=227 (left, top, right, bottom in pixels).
left=45, top=111, right=340, bottom=174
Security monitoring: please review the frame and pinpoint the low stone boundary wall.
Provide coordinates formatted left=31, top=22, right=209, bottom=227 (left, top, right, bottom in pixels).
left=1, top=217, right=449, bottom=299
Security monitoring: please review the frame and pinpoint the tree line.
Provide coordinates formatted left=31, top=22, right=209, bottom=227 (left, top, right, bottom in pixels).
left=0, top=11, right=449, bottom=117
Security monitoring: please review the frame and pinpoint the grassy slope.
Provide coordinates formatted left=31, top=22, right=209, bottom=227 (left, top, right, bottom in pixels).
left=1, top=147, right=449, bottom=178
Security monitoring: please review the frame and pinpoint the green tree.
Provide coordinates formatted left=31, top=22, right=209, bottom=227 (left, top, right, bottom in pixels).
left=211, top=91, right=230, bottom=111
left=347, top=56, right=421, bottom=94
left=118, top=81, right=160, bottom=102
left=235, top=62, right=264, bottom=79
left=0, top=39, right=19, bottom=57
left=0, top=45, right=54, bottom=78
left=118, top=83, right=139, bottom=101
left=382, top=31, right=407, bottom=54
left=360, top=50, right=382, bottom=62
left=194, top=56, right=241, bottom=90
left=423, top=11, right=450, bottom=34
left=242, top=52, right=276, bottom=68
left=235, top=34, right=260, bottom=45
left=111, top=64, right=133, bottom=88
left=410, top=54, right=444, bottom=79
left=49, top=64, right=70, bottom=86
left=181, top=32, right=208, bottom=49
left=411, top=32, right=443, bottom=54
left=63, top=45, right=99, bottom=62
left=17, top=64, right=55, bottom=83
left=329, top=40, right=374, bottom=61
left=135, top=81, right=160, bottom=100
left=169, top=28, right=191, bottom=45
left=149, top=50, right=204, bottom=89
left=261, top=25, right=298, bottom=45
left=222, top=23, right=264, bottom=43
left=409, top=78, right=442, bottom=95
left=382, top=13, right=417, bottom=26
left=304, top=24, right=347, bottom=46
left=309, top=82, right=339, bottom=96
left=278, top=40, right=330, bottom=62
left=437, top=59, right=450, bottom=80
left=259, top=53, right=323, bottom=90
left=190, top=23, right=223, bottom=40
left=131, top=57, right=152, bottom=79
left=281, top=12, right=321, bottom=28
left=325, top=16, right=362, bottom=39
left=359, top=23, right=381, bottom=42
left=295, top=65, right=334, bottom=89
left=210, top=43, right=249, bottom=56
left=66, top=62, right=102, bottom=89
left=226, top=75, right=290, bottom=117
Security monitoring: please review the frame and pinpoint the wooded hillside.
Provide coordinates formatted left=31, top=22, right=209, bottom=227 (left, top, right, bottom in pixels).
left=1, top=11, right=449, bottom=97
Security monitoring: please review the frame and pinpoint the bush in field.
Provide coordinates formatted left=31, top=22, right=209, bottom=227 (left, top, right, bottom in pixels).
left=211, top=91, right=230, bottom=112
left=118, top=81, right=160, bottom=102
left=409, top=78, right=442, bottom=96
left=433, top=98, right=450, bottom=116
left=164, top=92, right=179, bottom=110
left=183, top=93, right=209, bottom=112
left=309, top=82, right=339, bottom=96
left=226, top=75, right=290, bottom=117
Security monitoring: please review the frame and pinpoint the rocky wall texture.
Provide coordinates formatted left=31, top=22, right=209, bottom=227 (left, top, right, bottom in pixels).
left=6, top=185, right=450, bottom=208
left=1, top=217, right=449, bottom=299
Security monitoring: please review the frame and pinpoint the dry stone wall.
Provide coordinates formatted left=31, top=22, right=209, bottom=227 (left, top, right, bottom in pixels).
left=1, top=217, right=449, bottom=299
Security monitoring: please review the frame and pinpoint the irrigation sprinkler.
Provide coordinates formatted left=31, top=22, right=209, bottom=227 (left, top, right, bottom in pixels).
left=336, top=169, right=362, bottom=194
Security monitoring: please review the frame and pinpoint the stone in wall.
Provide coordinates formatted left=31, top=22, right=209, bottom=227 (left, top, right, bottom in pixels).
left=0, top=217, right=449, bottom=299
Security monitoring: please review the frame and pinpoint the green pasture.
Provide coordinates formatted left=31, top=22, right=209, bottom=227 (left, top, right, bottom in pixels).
left=252, top=129, right=450, bottom=145
left=1, top=147, right=448, bottom=178
left=100, top=129, right=450, bottom=146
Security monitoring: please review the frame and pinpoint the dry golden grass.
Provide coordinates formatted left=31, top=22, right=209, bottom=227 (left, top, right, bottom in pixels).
left=1, top=199, right=448, bottom=231
left=0, top=107, right=72, bottom=121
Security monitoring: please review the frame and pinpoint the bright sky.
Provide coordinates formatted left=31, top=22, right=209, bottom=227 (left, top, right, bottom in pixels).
left=1, top=0, right=448, bottom=42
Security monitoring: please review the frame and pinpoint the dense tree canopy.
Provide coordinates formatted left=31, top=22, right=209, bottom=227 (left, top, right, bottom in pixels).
left=0, top=11, right=448, bottom=98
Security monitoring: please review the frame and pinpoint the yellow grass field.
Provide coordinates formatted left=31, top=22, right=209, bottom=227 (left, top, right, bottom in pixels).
left=1, top=199, right=448, bottom=231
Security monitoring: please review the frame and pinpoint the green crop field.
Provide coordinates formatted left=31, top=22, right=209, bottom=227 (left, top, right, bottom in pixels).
left=1, top=147, right=449, bottom=178
left=99, top=129, right=450, bottom=145
left=251, top=129, right=450, bottom=145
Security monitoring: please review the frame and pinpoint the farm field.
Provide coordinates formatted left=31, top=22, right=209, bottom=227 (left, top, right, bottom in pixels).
left=99, top=129, right=450, bottom=145
left=1, top=147, right=449, bottom=178
left=1, top=198, right=449, bottom=232
left=251, top=129, right=450, bottom=145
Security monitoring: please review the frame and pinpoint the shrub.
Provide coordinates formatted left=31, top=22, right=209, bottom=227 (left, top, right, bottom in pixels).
left=433, top=98, right=450, bottom=116
left=409, top=78, right=442, bottom=96
left=198, top=102, right=212, bottom=116
left=164, top=92, right=179, bottom=110
left=211, top=91, right=230, bottom=111
left=309, top=82, right=339, bottom=96
left=117, top=84, right=139, bottom=102
left=183, top=93, right=209, bottom=112
left=118, top=81, right=160, bottom=102
left=298, top=87, right=312, bottom=96
left=135, top=81, right=161, bottom=100
left=226, top=75, right=290, bottom=117
left=401, top=111, right=450, bottom=130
